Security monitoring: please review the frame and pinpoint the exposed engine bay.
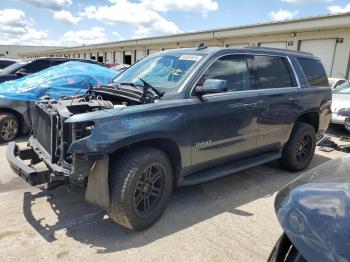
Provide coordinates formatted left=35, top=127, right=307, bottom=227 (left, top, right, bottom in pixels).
left=38, top=81, right=164, bottom=117
left=27, top=81, right=164, bottom=188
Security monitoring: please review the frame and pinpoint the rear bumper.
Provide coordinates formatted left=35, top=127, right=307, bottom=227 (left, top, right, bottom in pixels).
left=6, top=142, right=49, bottom=186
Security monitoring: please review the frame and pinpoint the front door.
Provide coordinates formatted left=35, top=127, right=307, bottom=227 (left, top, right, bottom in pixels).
left=188, top=54, right=260, bottom=171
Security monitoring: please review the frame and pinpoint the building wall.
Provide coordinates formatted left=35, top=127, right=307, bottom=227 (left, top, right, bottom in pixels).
left=19, top=15, right=350, bottom=78
left=0, top=45, right=61, bottom=59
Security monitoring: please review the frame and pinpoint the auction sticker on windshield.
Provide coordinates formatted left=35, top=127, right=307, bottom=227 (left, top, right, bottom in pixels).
left=179, top=55, right=202, bottom=61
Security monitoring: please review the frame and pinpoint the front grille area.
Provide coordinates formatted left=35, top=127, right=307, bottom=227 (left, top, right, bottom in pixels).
left=32, top=105, right=57, bottom=162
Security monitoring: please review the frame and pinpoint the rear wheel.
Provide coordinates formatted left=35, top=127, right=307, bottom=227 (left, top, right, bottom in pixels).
left=0, top=113, right=19, bottom=143
left=107, top=147, right=173, bottom=230
left=280, top=122, right=316, bottom=171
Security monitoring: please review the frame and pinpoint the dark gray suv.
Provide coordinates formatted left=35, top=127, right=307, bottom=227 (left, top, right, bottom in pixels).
left=8, top=45, right=332, bottom=230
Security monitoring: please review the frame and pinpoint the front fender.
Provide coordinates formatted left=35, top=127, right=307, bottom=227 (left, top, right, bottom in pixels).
left=67, top=106, right=186, bottom=155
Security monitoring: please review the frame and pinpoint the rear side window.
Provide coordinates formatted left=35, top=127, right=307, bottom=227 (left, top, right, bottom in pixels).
left=200, top=55, right=251, bottom=92
left=252, top=55, right=294, bottom=89
left=50, top=60, right=68, bottom=66
left=298, top=58, right=328, bottom=87
left=23, top=60, right=51, bottom=73
left=0, top=60, right=16, bottom=69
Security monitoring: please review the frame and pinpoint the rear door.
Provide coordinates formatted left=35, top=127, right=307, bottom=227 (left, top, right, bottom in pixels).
left=250, top=55, right=299, bottom=149
left=188, top=54, right=260, bottom=170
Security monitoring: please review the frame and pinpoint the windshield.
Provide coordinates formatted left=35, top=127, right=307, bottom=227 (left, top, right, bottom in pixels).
left=0, top=60, right=30, bottom=75
left=112, top=53, right=204, bottom=91
left=334, top=81, right=350, bottom=94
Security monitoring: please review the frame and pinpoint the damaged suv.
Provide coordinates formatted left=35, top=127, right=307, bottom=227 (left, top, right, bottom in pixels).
left=7, top=45, right=331, bottom=230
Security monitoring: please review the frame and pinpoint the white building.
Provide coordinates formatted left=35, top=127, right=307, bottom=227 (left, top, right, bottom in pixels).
left=20, top=13, right=350, bottom=78
left=0, top=45, right=62, bottom=59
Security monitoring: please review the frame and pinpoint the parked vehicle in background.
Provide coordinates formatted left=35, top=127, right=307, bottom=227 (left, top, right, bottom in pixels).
left=0, top=61, right=117, bottom=143
left=0, top=58, right=18, bottom=73
left=328, top=77, right=347, bottom=90
left=268, top=156, right=350, bottom=262
left=0, top=57, right=101, bottom=84
left=7, top=46, right=331, bottom=230
left=345, top=117, right=350, bottom=133
left=331, top=81, right=350, bottom=128
left=112, top=63, right=130, bottom=75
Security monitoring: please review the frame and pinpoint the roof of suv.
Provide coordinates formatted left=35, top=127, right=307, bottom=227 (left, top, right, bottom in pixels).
left=162, top=46, right=316, bottom=59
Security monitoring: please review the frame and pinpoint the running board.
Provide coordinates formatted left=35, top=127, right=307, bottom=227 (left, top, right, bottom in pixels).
left=178, top=152, right=281, bottom=186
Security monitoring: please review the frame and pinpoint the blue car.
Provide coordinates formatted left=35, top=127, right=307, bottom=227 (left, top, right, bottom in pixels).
left=0, top=61, right=117, bottom=142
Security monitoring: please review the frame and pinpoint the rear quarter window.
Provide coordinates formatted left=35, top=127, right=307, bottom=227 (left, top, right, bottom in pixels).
left=298, top=58, right=328, bottom=87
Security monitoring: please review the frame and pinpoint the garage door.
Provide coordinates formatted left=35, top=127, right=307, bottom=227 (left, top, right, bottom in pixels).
left=106, top=52, right=113, bottom=64
left=114, top=51, right=122, bottom=64
left=136, top=50, right=145, bottom=62
left=260, top=41, right=287, bottom=49
left=227, top=44, right=249, bottom=48
left=300, top=39, right=336, bottom=76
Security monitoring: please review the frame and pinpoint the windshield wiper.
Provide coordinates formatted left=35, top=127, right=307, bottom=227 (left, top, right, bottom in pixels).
left=139, top=78, right=165, bottom=98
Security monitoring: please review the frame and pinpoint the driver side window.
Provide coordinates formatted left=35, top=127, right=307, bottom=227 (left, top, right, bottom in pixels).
left=199, top=55, right=251, bottom=92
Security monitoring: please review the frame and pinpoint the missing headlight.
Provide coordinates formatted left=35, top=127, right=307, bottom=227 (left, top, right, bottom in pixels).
left=73, top=121, right=95, bottom=140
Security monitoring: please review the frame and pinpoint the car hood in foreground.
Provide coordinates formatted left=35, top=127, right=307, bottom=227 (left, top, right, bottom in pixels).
left=275, top=156, right=350, bottom=262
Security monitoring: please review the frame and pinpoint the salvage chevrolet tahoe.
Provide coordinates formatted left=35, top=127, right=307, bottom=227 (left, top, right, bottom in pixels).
left=7, top=45, right=332, bottom=230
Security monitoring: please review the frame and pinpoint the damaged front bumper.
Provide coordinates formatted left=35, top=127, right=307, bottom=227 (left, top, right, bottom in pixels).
left=7, top=140, right=110, bottom=209
left=6, top=142, right=50, bottom=186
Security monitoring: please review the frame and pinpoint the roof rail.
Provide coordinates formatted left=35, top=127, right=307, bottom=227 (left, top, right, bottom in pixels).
left=242, top=46, right=313, bottom=56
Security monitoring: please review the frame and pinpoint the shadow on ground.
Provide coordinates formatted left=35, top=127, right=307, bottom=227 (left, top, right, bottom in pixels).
left=22, top=153, right=331, bottom=253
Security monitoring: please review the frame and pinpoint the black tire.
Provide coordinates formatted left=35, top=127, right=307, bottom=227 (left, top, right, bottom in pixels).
left=0, top=113, right=19, bottom=143
left=280, top=122, right=316, bottom=172
left=107, top=147, right=173, bottom=230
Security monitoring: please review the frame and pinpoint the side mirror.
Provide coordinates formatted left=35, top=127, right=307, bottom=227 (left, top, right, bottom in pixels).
left=15, top=68, right=27, bottom=76
left=196, top=79, right=227, bottom=96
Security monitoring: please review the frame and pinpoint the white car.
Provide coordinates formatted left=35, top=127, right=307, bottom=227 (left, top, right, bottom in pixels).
left=329, top=78, right=348, bottom=90
left=331, top=81, right=350, bottom=126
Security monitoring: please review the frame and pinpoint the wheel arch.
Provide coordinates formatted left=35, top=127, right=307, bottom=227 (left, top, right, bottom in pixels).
left=295, top=111, right=319, bottom=133
left=110, top=138, right=182, bottom=181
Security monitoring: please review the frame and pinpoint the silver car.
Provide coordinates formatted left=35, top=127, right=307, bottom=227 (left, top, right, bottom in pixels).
left=331, top=81, right=350, bottom=126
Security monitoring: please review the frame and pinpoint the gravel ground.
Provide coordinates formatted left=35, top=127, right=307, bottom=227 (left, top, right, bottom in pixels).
left=0, top=125, right=348, bottom=262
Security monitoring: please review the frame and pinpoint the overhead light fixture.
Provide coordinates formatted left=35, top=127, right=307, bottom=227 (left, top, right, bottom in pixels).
left=290, top=32, right=296, bottom=37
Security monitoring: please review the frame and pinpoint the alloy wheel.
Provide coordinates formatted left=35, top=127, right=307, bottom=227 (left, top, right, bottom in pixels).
left=295, top=132, right=312, bottom=163
left=133, top=163, right=165, bottom=217
left=1, top=118, right=18, bottom=142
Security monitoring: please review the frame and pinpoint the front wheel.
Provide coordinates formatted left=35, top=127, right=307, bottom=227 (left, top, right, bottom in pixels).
left=0, top=113, right=19, bottom=143
left=107, top=147, right=173, bottom=230
left=279, top=122, right=316, bottom=172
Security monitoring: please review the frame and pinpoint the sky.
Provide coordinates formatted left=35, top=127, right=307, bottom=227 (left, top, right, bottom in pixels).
left=1, top=0, right=350, bottom=47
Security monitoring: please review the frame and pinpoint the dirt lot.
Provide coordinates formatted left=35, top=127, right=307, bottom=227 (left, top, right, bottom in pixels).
left=0, top=125, right=349, bottom=262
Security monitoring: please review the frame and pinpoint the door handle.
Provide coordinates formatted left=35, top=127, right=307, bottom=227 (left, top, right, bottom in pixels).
left=243, top=103, right=256, bottom=109
left=289, top=97, right=300, bottom=102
